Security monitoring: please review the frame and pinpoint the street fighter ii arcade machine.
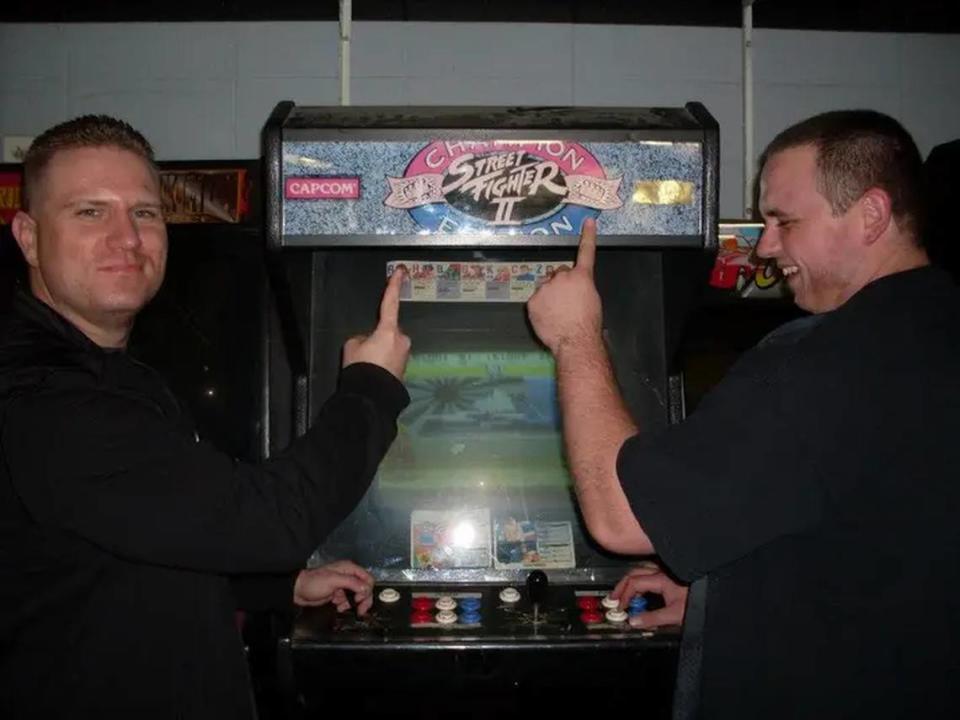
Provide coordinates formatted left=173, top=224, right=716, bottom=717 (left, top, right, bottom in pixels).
left=263, top=103, right=718, bottom=716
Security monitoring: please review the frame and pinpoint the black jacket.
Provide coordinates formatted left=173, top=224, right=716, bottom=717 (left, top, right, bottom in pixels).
left=0, top=290, right=409, bottom=719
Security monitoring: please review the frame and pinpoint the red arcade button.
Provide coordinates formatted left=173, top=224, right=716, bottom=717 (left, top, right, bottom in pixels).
left=410, top=611, right=433, bottom=625
left=580, top=610, right=603, bottom=624
left=577, top=596, right=600, bottom=611
left=411, top=597, right=434, bottom=611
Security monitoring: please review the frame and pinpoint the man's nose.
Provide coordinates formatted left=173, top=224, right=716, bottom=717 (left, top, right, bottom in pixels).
left=755, top=226, right=778, bottom=259
left=106, top=210, right=142, bottom=249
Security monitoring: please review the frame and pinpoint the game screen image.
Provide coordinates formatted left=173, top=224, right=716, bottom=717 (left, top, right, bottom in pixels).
left=379, top=350, right=567, bottom=490
left=317, top=349, right=588, bottom=572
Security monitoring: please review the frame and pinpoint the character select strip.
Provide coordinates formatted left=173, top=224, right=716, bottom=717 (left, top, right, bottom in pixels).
left=387, top=261, right=573, bottom=303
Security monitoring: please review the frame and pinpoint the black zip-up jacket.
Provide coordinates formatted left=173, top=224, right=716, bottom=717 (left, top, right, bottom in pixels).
left=0, top=289, right=409, bottom=719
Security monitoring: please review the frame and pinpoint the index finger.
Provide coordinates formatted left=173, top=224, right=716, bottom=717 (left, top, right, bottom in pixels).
left=576, top=218, right=597, bottom=273
left=356, top=594, right=374, bottom=617
left=611, top=565, right=652, bottom=598
left=616, top=575, right=667, bottom=607
left=378, top=266, right=405, bottom=329
left=611, top=574, right=630, bottom=600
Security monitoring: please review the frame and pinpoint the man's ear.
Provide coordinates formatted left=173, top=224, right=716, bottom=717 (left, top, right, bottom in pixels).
left=11, top=210, right=39, bottom=267
left=860, top=188, right=892, bottom=246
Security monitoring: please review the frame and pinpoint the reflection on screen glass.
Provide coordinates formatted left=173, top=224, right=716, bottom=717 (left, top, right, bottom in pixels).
left=315, top=349, right=614, bottom=574
left=378, top=351, right=569, bottom=491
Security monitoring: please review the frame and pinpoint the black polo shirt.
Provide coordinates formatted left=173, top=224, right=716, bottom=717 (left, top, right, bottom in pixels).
left=619, top=267, right=960, bottom=718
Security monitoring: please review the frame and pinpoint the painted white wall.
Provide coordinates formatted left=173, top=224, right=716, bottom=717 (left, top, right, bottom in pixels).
left=1, top=21, right=958, bottom=216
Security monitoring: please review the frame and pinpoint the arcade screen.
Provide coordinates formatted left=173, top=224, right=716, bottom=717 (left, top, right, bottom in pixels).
left=318, top=348, right=599, bottom=574
left=380, top=350, right=566, bottom=490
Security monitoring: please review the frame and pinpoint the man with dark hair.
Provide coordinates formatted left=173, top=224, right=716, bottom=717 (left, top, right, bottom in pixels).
left=760, top=109, right=927, bottom=245
left=0, top=115, right=411, bottom=718
left=527, top=110, right=960, bottom=717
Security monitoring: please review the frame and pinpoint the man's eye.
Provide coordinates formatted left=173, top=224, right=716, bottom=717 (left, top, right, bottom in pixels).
left=76, top=208, right=101, bottom=218
left=135, top=209, right=160, bottom=219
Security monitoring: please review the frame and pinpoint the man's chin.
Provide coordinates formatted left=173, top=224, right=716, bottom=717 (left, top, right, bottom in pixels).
left=98, top=296, right=153, bottom=318
left=100, top=285, right=161, bottom=313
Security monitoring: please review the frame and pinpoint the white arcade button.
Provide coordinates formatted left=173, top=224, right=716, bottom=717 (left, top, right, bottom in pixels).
left=605, top=608, right=629, bottom=624
left=378, top=588, right=400, bottom=603
left=601, top=595, right=620, bottom=610
left=435, top=596, right=457, bottom=611
left=499, top=587, right=521, bottom=603
left=436, top=610, right=458, bottom=624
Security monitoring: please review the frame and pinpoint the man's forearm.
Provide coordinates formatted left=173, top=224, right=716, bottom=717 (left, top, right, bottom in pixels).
left=555, top=336, right=654, bottom=555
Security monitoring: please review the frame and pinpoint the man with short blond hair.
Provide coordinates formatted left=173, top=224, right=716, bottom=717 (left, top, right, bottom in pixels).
left=1, top=114, right=410, bottom=718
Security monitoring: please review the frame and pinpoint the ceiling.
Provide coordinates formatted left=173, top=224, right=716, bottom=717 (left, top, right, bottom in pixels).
left=4, top=0, right=959, bottom=34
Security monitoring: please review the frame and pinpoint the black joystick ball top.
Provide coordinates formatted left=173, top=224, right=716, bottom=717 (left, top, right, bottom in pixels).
left=526, top=570, right=549, bottom=606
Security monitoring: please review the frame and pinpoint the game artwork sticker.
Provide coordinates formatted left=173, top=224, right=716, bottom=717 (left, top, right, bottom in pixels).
left=384, top=140, right=621, bottom=234
left=386, top=260, right=572, bottom=302
left=711, top=222, right=789, bottom=299
left=494, top=518, right=575, bottom=570
left=410, top=508, right=492, bottom=570
left=281, top=139, right=703, bottom=239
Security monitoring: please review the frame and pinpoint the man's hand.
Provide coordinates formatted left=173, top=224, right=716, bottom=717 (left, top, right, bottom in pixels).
left=293, top=560, right=376, bottom=616
left=343, top=268, right=411, bottom=380
left=610, top=562, right=688, bottom=629
left=526, top=218, right=603, bottom=355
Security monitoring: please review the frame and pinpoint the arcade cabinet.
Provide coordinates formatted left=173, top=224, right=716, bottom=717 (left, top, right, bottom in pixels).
left=128, top=161, right=267, bottom=463
left=0, top=165, right=25, bottom=314
left=262, top=103, right=719, bottom=716
left=924, top=138, right=960, bottom=283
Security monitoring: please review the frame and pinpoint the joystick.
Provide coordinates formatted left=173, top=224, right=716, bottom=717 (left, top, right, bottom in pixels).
left=526, top=570, right=549, bottom=623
